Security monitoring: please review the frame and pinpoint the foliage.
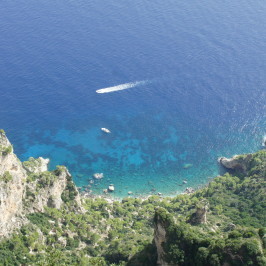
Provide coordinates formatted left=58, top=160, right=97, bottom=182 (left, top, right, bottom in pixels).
left=0, top=171, right=13, bottom=183
left=0, top=150, right=265, bottom=265
left=0, top=145, right=12, bottom=156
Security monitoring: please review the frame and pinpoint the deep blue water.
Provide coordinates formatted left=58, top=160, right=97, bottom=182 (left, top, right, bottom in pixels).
left=0, top=0, right=265, bottom=198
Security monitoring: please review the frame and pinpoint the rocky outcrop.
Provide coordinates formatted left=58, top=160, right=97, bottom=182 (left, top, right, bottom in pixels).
left=218, top=154, right=252, bottom=174
left=154, top=209, right=175, bottom=266
left=25, top=167, right=71, bottom=212
left=0, top=130, right=81, bottom=237
left=188, top=201, right=209, bottom=225
left=0, top=130, right=26, bottom=237
left=23, top=157, right=50, bottom=174
left=154, top=220, right=168, bottom=266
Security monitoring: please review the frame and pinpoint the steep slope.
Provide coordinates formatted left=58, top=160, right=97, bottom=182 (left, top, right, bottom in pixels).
left=0, top=130, right=265, bottom=265
left=0, top=130, right=80, bottom=238
left=153, top=151, right=266, bottom=266
left=0, top=130, right=27, bottom=237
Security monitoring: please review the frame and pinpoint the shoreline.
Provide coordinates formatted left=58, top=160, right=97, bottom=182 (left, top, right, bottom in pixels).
left=79, top=183, right=207, bottom=203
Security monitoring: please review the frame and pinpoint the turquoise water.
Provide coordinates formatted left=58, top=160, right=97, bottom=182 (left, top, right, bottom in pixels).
left=0, top=0, right=265, bottom=198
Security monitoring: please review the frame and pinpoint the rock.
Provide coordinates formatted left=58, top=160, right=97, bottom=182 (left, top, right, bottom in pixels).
left=158, top=192, right=162, bottom=196
left=58, top=236, right=67, bottom=247
left=188, top=201, right=209, bottom=225
left=26, top=166, right=80, bottom=212
left=183, top=163, right=193, bottom=169
left=154, top=209, right=172, bottom=266
left=108, top=184, right=115, bottom=192
left=103, top=189, right=108, bottom=194
left=22, top=157, right=50, bottom=174
left=0, top=131, right=26, bottom=237
left=93, top=173, right=104, bottom=179
left=184, top=187, right=195, bottom=194
left=225, top=223, right=236, bottom=231
left=0, top=131, right=81, bottom=237
left=218, top=154, right=252, bottom=174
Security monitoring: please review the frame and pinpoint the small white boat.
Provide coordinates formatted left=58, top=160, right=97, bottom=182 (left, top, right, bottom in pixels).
left=101, top=128, right=111, bottom=133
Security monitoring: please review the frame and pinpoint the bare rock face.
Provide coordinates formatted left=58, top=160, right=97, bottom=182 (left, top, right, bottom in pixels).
left=23, top=157, right=50, bottom=174
left=25, top=167, right=70, bottom=212
left=188, top=201, right=209, bottom=225
left=219, top=154, right=252, bottom=174
left=154, top=209, right=174, bottom=266
left=154, top=220, right=169, bottom=266
left=0, top=131, right=27, bottom=237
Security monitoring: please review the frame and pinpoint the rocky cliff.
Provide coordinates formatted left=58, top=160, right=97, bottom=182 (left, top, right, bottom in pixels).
left=0, top=130, right=27, bottom=237
left=0, top=130, right=80, bottom=237
left=154, top=209, right=172, bottom=266
left=218, top=154, right=253, bottom=175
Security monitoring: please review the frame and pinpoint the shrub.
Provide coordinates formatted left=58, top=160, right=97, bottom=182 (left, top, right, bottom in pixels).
left=1, top=145, right=12, bottom=156
left=0, top=171, right=13, bottom=183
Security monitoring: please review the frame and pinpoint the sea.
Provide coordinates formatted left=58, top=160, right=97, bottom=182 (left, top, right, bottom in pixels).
left=0, top=0, right=265, bottom=198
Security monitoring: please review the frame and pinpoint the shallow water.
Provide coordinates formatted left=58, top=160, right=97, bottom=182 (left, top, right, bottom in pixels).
left=0, top=0, right=265, bottom=198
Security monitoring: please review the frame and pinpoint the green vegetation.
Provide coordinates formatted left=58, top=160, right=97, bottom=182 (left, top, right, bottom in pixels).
left=0, top=145, right=12, bottom=156
left=26, top=171, right=57, bottom=189
left=23, top=157, right=42, bottom=171
left=0, top=150, right=265, bottom=265
left=0, top=171, right=13, bottom=183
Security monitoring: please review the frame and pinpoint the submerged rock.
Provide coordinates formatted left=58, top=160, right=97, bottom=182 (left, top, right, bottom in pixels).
left=93, top=173, right=104, bottom=179
left=183, top=163, right=193, bottom=169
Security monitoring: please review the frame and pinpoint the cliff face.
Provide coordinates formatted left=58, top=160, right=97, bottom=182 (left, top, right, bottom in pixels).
left=0, top=131, right=26, bottom=237
left=154, top=209, right=176, bottom=266
left=0, top=131, right=80, bottom=237
left=24, top=162, right=73, bottom=213
left=154, top=217, right=169, bottom=266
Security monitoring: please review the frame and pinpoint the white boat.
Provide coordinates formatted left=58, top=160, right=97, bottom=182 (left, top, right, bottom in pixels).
left=101, top=128, right=111, bottom=133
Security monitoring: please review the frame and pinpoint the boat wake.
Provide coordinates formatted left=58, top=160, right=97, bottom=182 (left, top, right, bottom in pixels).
left=96, top=80, right=147, bottom=94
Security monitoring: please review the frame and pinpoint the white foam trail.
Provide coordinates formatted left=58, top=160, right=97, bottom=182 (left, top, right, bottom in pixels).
left=96, top=80, right=146, bottom=94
